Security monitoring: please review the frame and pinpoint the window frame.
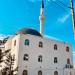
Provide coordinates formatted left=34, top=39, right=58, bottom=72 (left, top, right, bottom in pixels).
left=23, top=54, right=29, bottom=61
left=54, top=44, right=57, bottom=50
left=39, top=41, right=43, bottom=48
left=38, top=70, right=42, bottom=75
left=25, top=39, right=29, bottom=46
left=54, top=57, right=58, bottom=63
left=66, top=46, right=69, bottom=52
left=54, top=71, right=58, bottom=75
left=38, top=55, right=42, bottom=62
left=14, top=40, right=16, bottom=46
left=67, top=58, right=70, bottom=64
left=22, top=70, right=28, bottom=75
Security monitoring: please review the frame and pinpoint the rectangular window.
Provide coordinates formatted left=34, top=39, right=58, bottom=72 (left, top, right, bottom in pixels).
left=23, top=54, right=29, bottom=61
left=14, top=40, right=16, bottom=46
left=25, top=39, right=29, bottom=46
left=54, top=57, right=58, bottom=63
left=38, top=55, right=42, bottom=62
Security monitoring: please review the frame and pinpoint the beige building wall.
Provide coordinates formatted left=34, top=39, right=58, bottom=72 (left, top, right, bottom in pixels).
left=4, top=34, right=75, bottom=75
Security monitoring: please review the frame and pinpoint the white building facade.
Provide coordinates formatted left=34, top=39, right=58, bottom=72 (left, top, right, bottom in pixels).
left=4, top=30, right=75, bottom=75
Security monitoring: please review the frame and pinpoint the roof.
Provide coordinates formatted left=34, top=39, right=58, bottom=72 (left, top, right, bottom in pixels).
left=16, top=28, right=42, bottom=37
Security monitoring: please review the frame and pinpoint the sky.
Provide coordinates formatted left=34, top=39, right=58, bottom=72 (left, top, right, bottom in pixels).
left=0, top=0, right=75, bottom=66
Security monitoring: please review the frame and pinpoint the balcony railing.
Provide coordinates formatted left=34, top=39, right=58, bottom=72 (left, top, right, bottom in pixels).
left=65, top=64, right=73, bottom=68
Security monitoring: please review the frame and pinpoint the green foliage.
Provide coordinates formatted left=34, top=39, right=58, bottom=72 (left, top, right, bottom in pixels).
left=2, top=53, right=15, bottom=75
left=2, top=37, right=9, bottom=44
left=0, top=49, right=16, bottom=75
left=0, top=49, right=10, bottom=63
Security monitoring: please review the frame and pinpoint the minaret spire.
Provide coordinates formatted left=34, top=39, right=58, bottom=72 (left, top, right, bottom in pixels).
left=39, top=0, right=45, bottom=35
left=42, top=0, right=44, bottom=8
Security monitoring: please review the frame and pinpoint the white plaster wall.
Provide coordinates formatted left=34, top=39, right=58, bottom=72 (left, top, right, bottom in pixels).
left=4, top=37, right=12, bottom=50
left=64, top=69, right=75, bottom=75
left=16, top=34, right=74, bottom=75
left=11, top=35, right=20, bottom=70
left=5, top=34, right=74, bottom=75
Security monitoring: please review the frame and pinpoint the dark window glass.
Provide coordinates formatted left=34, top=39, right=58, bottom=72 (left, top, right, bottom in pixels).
left=67, top=58, right=70, bottom=64
left=54, top=57, right=58, bottom=63
left=54, top=44, right=57, bottom=50
left=25, top=39, right=29, bottom=46
left=66, top=47, right=69, bottom=52
left=39, top=42, right=43, bottom=47
left=54, top=71, right=58, bottom=75
left=38, top=70, right=42, bottom=75
left=38, top=55, right=42, bottom=62
left=0, top=49, right=2, bottom=62
left=14, top=40, right=16, bottom=46
left=22, top=70, right=28, bottom=75
left=23, top=54, right=29, bottom=61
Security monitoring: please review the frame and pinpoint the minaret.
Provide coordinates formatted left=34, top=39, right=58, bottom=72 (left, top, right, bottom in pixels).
left=39, top=0, right=45, bottom=35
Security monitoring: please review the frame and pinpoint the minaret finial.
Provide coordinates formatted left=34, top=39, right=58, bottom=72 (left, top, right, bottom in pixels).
left=39, top=0, right=45, bottom=36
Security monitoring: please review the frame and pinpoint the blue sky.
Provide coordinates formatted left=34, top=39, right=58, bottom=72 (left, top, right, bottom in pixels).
left=0, top=0, right=75, bottom=65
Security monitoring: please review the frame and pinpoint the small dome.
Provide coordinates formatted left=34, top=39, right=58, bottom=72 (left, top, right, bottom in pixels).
left=16, top=28, right=42, bottom=37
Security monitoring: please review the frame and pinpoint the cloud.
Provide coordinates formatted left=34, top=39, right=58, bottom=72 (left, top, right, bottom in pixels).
left=0, top=34, right=7, bottom=40
left=0, top=34, right=12, bottom=40
left=44, top=35, right=64, bottom=42
left=57, top=13, right=70, bottom=23
left=73, top=51, right=75, bottom=56
left=45, top=35, right=58, bottom=40
left=57, top=3, right=75, bottom=24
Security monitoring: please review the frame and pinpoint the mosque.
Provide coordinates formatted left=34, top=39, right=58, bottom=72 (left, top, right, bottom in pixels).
left=0, top=0, right=75, bottom=75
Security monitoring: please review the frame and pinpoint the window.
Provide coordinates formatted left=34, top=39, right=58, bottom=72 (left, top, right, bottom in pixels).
left=14, top=40, right=16, bottom=46
left=67, top=58, right=70, bottom=64
left=38, top=70, right=42, bottom=75
left=39, top=42, right=43, bottom=47
left=38, top=55, right=42, bottom=62
left=54, top=44, right=57, bottom=50
left=23, top=54, right=29, bottom=61
left=66, top=46, right=69, bottom=52
left=0, top=49, right=2, bottom=62
left=54, top=71, right=58, bottom=75
left=22, top=70, right=28, bottom=75
left=54, top=57, right=58, bottom=63
left=25, top=39, right=29, bottom=46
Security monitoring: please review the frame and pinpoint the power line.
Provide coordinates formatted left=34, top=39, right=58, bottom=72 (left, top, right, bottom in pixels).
left=57, top=0, right=71, bottom=9
left=56, top=0, right=75, bottom=10
left=50, top=0, right=69, bottom=13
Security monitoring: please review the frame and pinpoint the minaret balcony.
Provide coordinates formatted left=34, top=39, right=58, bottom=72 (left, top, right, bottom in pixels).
left=65, top=64, right=73, bottom=68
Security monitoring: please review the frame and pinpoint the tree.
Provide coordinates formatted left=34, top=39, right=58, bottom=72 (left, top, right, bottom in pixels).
left=0, top=49, right=10, bottom=64
left=2, top=37, right=9, bottom=44
left=3, top=53, right=15, bottom=75
left=1, top=67, right=9, bottom=75
left=0, top=49, right=11, bottom=75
